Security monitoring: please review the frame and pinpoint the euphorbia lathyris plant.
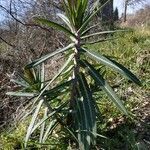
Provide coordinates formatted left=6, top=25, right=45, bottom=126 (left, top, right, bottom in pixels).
left=7, top=0, right=141, bottom=149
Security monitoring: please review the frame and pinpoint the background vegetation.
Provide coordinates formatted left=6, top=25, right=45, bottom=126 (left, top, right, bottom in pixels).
left=0, top=0, right=149, bottom=149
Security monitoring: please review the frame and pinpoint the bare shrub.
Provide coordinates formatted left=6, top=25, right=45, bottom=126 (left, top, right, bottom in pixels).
left=123, top=4, right=150, bottom=27
left=0, top=0, right=66, bottom=129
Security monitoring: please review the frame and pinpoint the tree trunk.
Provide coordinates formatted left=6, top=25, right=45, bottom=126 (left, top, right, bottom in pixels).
left=101, top=0, right=114, bottom=28
left=124, top=0, right=128, bottom=22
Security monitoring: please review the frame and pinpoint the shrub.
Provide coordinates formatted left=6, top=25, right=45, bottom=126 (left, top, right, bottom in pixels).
left=7, top=1, right=141, bottom=149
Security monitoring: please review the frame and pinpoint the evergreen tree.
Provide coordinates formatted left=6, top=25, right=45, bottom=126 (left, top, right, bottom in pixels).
left=100, top=0, right=114, bottom=28
left=114, top=7, right=119, bottom=21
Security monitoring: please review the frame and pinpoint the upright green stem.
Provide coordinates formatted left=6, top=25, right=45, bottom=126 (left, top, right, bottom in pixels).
left=67, top=33, right=81, bottom=126
left=72, top=32, right=81, bottom=94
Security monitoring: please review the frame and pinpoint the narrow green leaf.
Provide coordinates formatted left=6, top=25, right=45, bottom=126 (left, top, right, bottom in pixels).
left=34, top=54, right=74, bottom=103
left=26, top=43, right=74, bottom=69
left=39, top=107, right=48, bottom=143
left=31, top=100, right=69, bottom=134
left=81, top=38, right=116, bottom=45
left=62, top=1, right=74, bottom=26
left=35, top=17, right=76, bottom=38
left=6, top=92, right=35, bottom=97
left=75, top=96, right=90, bottom=150
left=105, top=56, right=142, bottom=85
left=72, top=85, right=88, bottom=150
left=66, top=0, right=76, bottom=23
left=81, top=23, right=100, bottom=36
left=80, top=60, right=128, bottom=115
left=80, top=130, right=107, bottom=139
left=10, top=79, right=29, bottom=87
left=25, top=99, right=44, bottom=147
left=44, top=79, right=72, bottom=93
left=21, top=105, right=36, bottom=121
left=78, top=73, right=96, bottom=129
left=57, top=13, right=74, bottom=32
left=40, top=63, right=45, bottom=89
left=64, top=126, right=79, bottom=144
left=18, top=73, right=33, bottom=85
left=82, top=0, right=88, bottom=14
left=89, top=0, right=100, bottom=12
left=43, top=80, right=72, bottom=98
left=62, top=63, right=73, bottom=73
left=23, top=68, right=36, bottom=84
left=78, top=73, right=97, bottom=145
left=75, top=0, right=87, bottom=28
left=82, top=48, right=141, bottom=85
left=73, top=73, right=97, bottom=150
left=42, top=120, right=58, bottom=142
left=78, top=0, right=111, bottom=34
left=81, top=30, right=125, bottom=39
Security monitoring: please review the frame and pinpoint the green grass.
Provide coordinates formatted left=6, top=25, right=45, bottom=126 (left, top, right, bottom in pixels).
left=88, top=28, right=150, bottom=149
left=1, top=28, right=149, bottom=149
left=0, top=122, right=26, bottom=150
left=89, top=29, right=149, bottom=114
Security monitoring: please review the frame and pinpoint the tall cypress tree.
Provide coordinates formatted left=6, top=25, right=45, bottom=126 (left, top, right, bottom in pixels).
left=100, top=0, right=114, bottom=28
left=114, top=7, right=119, bottom=21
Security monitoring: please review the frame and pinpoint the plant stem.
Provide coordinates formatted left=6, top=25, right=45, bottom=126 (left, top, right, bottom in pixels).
left=67, top=33, right=81, bottom=126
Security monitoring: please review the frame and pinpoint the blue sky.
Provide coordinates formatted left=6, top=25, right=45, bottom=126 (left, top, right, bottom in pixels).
left=0, top=0, right=150, bottom=21
left=114, top=0, right=150, bottom=16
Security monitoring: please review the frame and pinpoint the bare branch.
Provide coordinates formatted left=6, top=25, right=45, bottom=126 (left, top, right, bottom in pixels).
left=0, top=36, right=15, bottom=47
left=0, top=4, right=52, bottom=33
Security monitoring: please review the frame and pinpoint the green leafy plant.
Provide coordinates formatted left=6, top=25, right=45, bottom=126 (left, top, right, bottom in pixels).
left=7, top=0, right=141, bottom=149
